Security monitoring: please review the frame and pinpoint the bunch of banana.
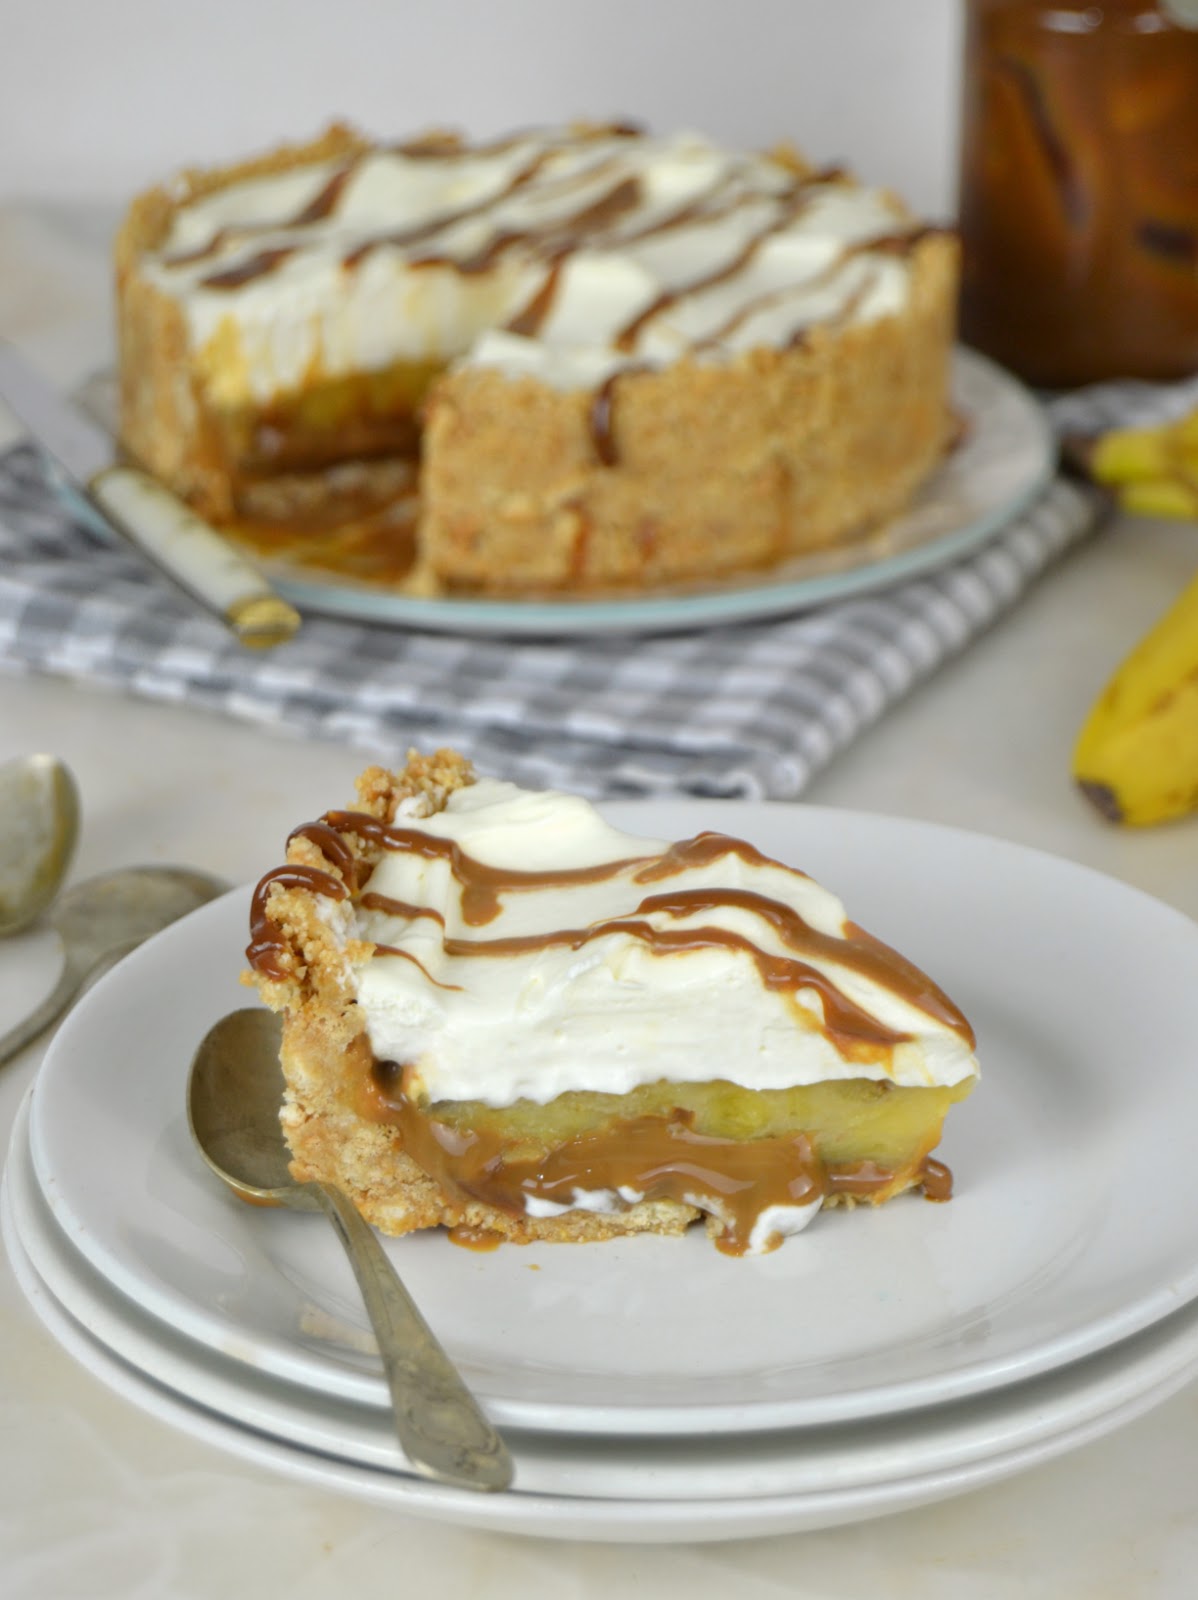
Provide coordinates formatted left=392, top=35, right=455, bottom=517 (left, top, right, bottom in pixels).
left=1073, top=565, right=1198, bottom=826
left=1087, top=408, right=1198, bottom=519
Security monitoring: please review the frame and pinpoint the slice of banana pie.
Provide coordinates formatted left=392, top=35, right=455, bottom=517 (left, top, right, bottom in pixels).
left=246, top=751, right=978, bottom=1255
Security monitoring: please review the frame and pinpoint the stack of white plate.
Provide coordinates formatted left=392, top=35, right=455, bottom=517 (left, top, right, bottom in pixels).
left=6, top=802, right=1198, bottom=1544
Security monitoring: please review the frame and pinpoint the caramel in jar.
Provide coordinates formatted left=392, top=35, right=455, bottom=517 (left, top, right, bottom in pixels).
left=958, top=0, right=1198, bottom=385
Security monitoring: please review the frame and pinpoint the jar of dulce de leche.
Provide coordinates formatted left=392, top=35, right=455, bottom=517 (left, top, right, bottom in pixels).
left=958, top=0, right=1198, bottom=386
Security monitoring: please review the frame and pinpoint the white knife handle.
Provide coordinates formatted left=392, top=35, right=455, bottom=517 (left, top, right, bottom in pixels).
left=88, top=466, right=300, bottom=649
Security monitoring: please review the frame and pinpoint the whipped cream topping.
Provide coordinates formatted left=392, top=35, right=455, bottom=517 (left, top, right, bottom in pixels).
left=143, top=126, right=928, bottom=404
left=315, top=778, right=980, bottom=1108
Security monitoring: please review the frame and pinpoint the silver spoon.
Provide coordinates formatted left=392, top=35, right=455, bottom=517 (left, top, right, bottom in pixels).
left=0, top=753, right=80, bottom=936
left=187, top=1007, right=514, bottom=1494
left=0, top=863, right=227, bottom=1066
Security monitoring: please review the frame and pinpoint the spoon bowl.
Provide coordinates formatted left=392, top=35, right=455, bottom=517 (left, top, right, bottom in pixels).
left=0, top=754, right=80, bottom=937
left=0, top=863, right=227, bottom=1066
left=187, top=1007, right=514, bottom=1493
left=189, top=1006, right=306, bottom=1201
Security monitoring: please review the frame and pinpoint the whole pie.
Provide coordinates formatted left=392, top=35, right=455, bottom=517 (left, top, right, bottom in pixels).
left=116, top=122, right=959, bottom=594
left=245, top=751, right=979, bottom=1255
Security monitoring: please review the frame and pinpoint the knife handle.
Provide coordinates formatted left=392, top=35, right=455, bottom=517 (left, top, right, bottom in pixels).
left=88, top=466, right=300, bottom=649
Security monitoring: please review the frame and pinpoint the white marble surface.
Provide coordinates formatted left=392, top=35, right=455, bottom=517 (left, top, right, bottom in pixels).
left=2, top=199, right=1198, bottom=1597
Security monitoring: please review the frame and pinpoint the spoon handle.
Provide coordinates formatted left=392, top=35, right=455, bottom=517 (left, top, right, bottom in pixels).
left=0, top=945, right=135, bottom=1068
left=0, top=964, right=82, bottom=1066
left=311, top=1181, right=514, bottom=1492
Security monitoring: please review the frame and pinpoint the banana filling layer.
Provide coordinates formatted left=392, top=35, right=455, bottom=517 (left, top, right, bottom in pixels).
left=364, top=1065, right=970, bottom=1255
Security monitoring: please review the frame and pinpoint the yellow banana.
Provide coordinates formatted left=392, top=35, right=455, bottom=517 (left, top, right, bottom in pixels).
left=1119, top=479, right=1198, bottom=519
left=1173, top=410, right=1198, bottom=453
left=1073, top=567, right=1198, bottom=826
left=1089, top=408, right=1198, bottom=519
left=1090, top=426, right=1175, bottom=485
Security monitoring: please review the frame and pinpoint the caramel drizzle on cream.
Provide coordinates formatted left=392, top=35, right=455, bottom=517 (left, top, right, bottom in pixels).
left=322, top=809, right=656, bottom=927
left=166, top=163, right=362, bottom=272
left=247, top=813, right=974, bottom=1050
left=201, top=246, right=298, bottom=290
left=359, top=878, right=896, bottom=1032
left=341, top=151, right=553, bottom=270
left=161, top=128, right=931, bottom=463
left=610, top=189, right=818, bottom=354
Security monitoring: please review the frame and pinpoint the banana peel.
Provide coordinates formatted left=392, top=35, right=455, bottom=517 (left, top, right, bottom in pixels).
left=1073, top=567, right=1198, bottom=826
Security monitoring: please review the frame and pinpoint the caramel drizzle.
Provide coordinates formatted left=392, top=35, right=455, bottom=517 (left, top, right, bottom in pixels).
left=345, top=152, right=638, bottom=273
left=287, top=821, right=360, bottom=889
left=246, top=818, right=972, bottom=1048
left=541, top=173, right=643, bottom=247
left=371, top=945, right=463, bottom=991
left=290, top=162, right=361, bottom=225
left=322, top=809, right=655, bottom=926
left=441, top=917, right=903, bottom=1053
left=175, top=133, right=617, bottom=281
left=409, top=169, right=645, bottom=276
left=596, top=183, right=743, bottom=250
left=201, top=246, right=297, bottom=290
left=850, top=224, right=953, bottom=257
left=342, top=151, right=552, bottom=269
left=610, top=187, right=819, bottom=354
left=634, top=829, right=806, bottom=883
left=390, top=121, right=642, bottom=163
left=505, top=259, right=566, bottom=338
left=588, top=364, right=649, bottom=466
left=369, top=1065, right=953, bottom=1256
left=360, top=891, right=444, bottom=925
left=165, top=129, right=917, bottom=326
left=247, top=863, right=348, bottom=979
left=164, top=129, right=924, bottom=451
left=168, top=165, right=363, bottom=275
left=636, top=885, right=971, bottom=1041
left=165, top=129, right=575, bottom=272
left=693, top=252, right=872, bottom=350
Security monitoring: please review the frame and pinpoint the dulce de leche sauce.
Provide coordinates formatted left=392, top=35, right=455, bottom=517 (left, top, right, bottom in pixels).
left=366, top=1060, right=953, bottom=1257
left=959, top=0, right=1198, bottom=384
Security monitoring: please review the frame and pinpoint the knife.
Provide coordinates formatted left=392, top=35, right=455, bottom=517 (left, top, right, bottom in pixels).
left=0, top=341, right=301, bottom=649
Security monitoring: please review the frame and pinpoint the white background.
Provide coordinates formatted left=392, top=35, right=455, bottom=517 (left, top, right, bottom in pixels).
left=0, top=0, right=961, bottom=214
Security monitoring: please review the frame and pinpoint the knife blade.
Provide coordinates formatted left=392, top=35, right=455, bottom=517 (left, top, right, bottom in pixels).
left=0, top=341, right=300, bottom=649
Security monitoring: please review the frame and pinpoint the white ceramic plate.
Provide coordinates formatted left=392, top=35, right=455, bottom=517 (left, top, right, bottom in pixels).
left=10, top=1086, right=1198, bottom=1518
left=9, top=1160, right=1198, bottom=1544
left=26, top=802, right=1198, bottom=1436
left=68, top=350, right=1053, bottom=637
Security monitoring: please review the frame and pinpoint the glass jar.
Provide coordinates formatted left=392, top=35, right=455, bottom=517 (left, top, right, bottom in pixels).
left=958, top=0, right=1198, bottom=386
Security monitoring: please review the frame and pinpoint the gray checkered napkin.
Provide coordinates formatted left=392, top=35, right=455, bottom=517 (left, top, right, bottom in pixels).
left=0, top=429, right=1102, bottom=800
